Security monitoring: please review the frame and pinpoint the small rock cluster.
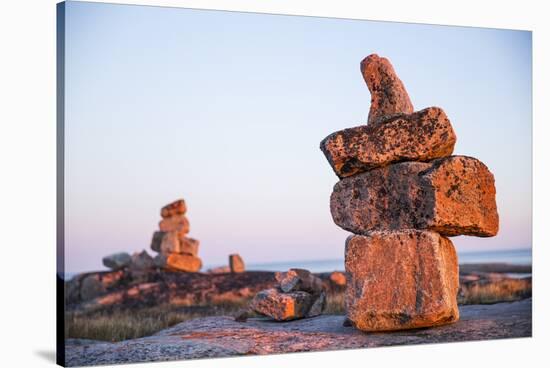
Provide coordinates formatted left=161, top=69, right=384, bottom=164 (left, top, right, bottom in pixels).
left=206, top=253, right=246, bottom=274
left=150, top=199, right=203, bottom=272
left=245, top=268, right=326, bottom=321
left=320, top=54, right=499, bottom=332
left=102, top=250, right=155, bottom=275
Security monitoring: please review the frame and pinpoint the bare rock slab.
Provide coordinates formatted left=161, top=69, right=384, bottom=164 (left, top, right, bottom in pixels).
left=331, top=155, right=499, bottom=237
left=361, top=54, right=414, bottom=125
left=250, top=288, right=324, bottom=321
left=320, top=107, right=456, bottom=178
left=64, top=299, right=531, bottom=366
left=345, top=230, right=459, bottom=332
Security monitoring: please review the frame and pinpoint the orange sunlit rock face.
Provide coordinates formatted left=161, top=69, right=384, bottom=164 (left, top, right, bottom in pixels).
left=320, top=107, right=456, bottom=178
left=345, top=230, right=459, bottom=331
left=249, top=288, right=319, bottom=321
left=166, top=253, right=202, bottom=272
left=158, top=214, right=190, bottom=234
left=229, top=254, right=245, bottom=273
left=330, top=156, right=498, bottom=237
left=160, top=199, right=187, bottom=218
left=360, top=54, right=414, bottom=125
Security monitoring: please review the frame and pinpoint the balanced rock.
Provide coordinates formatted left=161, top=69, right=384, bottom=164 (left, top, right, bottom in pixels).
left=165, top=253, right=202, bottom=273
left=345, top=230, right=459, bottom=331
left=178, top=236, right=200, bottom=257
left=159, top=214, right=189, bottom=233
left=160, top=199, right=186, bottom=218
left=360, top=54, right=413, bottom=125
left=150, top=231, right=165, bottom=253
left=102, top=252, right=131, bottom=270
left=275, top=268, right=324, bottom=293
left=250, top=288, right=325, bottom=321
left=151, top=231, right=200, bottom=257
left=320, top=107, right=456, bottom=178
left=331, top=155, right=498, bottom=237
left=159, top=231, right=180, bottom=254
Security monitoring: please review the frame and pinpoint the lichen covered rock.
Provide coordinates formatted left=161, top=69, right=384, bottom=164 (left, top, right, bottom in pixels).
left=320, top=107, right=456, bottom=178
left=330, top=156, right=498, bottom=237
left=345, top=230, right=459, bottom=331
left=360, top=54, right=414, bottom=125
left=250, top=288, right=323, bottom=321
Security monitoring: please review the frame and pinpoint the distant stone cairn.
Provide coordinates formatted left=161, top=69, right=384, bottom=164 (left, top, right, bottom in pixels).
left=150, top=199, right=203, bottom=272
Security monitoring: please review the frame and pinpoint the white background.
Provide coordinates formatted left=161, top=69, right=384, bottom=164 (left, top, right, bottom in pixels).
left=0, top=1, right=548, bottom=367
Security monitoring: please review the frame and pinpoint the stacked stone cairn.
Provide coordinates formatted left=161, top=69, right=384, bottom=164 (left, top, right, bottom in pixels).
left=320, top=54, right=499, bottom=332
left=150, top=199, right=203, bottom=272
left=246, top=269, right=326, bottom=321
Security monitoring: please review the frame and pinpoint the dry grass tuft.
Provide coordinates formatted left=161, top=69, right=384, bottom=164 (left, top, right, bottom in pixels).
left=458, top=278, right=531, bottom=305
left=66, top=300, right=249, bottom=342
left=324, top=291, right=345, bottom=315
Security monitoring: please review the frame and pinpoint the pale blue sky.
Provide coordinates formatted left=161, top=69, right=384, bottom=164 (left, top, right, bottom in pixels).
left=63, top=1, right=532, bottom=273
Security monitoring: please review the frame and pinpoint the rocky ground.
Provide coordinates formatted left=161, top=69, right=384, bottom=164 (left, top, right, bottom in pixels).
left=64, top=298, right=531, bottom=366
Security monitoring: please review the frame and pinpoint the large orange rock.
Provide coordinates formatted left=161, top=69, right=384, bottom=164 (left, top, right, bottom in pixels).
left=345, top=230, right=459, bottom=331
left=320, top=107, right=456, bottom=178
left=165, top=253, right=202, bottom=272
left=360, top=54, right=414, bottom=125
left=160, top=199, right=186, bottom=218
left=331, top=156, right=499, bottom=237
left=250, top=288, right=325, bottom=321
left=158, top=214, right=190, bottom=233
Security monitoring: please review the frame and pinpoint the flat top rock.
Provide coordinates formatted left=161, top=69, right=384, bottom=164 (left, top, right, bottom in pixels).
left=64, top=299, right=531, bottom=366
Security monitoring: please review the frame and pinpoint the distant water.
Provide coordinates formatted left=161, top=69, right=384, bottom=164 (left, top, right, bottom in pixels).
left=62, top=248, right=531, bottom=280
left=458, top=248, right=531, bottom=266
left=238, top=248, right=533, bottom=273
